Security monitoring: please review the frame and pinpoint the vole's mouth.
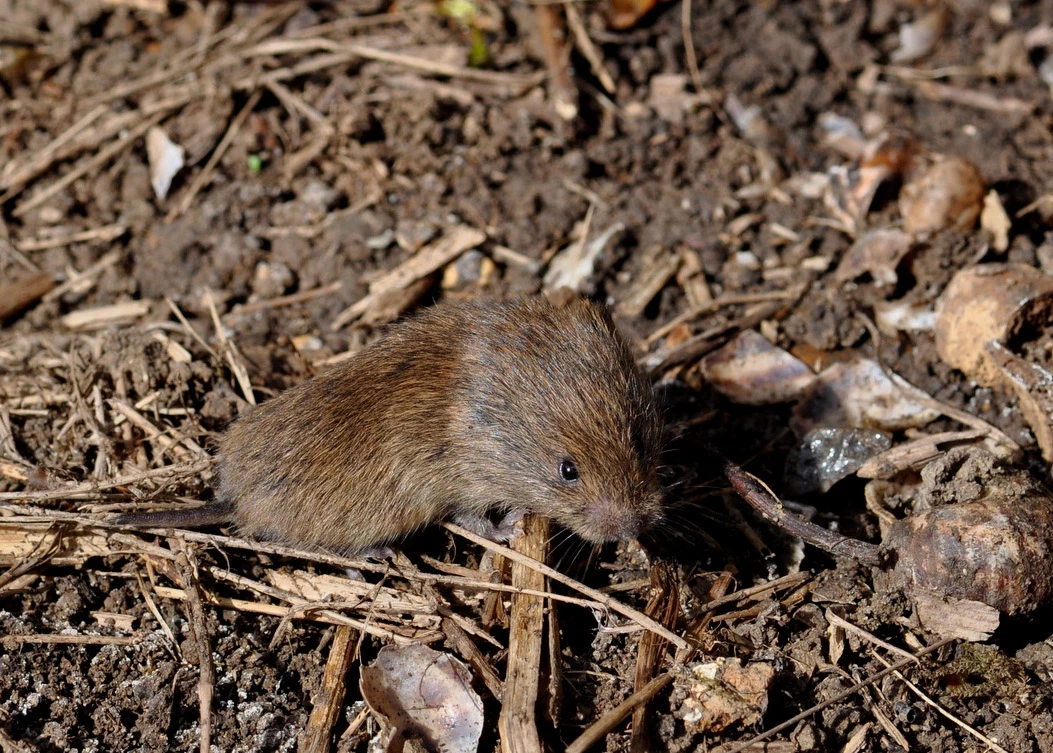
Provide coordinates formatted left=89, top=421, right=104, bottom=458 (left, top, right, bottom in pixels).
left=573, top=501, right=655, bottom=544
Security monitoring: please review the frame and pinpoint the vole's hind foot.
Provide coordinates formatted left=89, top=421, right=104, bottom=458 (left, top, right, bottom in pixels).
left=453, top=509, right=526, bottom=543
left=339, top=546, right=396, bottom=581
left=361, top=545, right=397, bottom=560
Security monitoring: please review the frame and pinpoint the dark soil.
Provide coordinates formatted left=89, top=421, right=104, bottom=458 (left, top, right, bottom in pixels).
left=2, top=0, right=1053, bottom=751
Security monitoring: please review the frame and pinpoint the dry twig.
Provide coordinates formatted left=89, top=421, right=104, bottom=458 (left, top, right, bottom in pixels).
left=0, top=273, right=53, bottom=322
left=446, top=523, right=688, bottom=650
left=631, top=560, right=679, bottom=752
left=241, top=38, right=543, bottom=89
left=298, top=625, right=359, bottom=753
left=499, top=514, right=550, bottom=753
left=723, top=460, right=882, bottom=566
left=442, top=617, right=504, bottom=701
left=175, top=550, right=214, bottom=753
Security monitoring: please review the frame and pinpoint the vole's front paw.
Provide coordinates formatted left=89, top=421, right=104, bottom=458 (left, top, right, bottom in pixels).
left=493, top=509, right=526, bottom=542
left=452, top=509, right=526, bottom=543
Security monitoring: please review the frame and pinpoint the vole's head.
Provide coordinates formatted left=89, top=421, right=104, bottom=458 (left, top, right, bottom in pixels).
left=534, top=408, right=665, bottom=544
left=455, top=297, right=665, bottom=544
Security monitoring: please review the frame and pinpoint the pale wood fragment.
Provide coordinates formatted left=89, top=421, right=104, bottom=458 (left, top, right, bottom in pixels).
left=498, top=514, right=549, bottom=753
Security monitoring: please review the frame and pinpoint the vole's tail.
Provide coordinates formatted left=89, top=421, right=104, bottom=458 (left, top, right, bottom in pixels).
left=116, top=500, right=235, bottom=529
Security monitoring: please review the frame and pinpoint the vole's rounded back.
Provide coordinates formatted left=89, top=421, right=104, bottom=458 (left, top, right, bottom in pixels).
left=142, top=297, right=665, bottom=554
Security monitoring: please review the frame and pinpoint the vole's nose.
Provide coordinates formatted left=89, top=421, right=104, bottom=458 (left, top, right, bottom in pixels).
left=582, top=497, right=648, bottom=543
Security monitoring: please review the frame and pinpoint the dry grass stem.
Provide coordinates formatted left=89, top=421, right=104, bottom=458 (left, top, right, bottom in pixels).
left=148, top=583, right=440, bottom=642
left=646, top=289, right=800, bottom=344
left=204, top=290, right=256, bottom=406
left=564, top=2, right=615, bottom=94
left=695, top=571, right=812, bottom=613
left=0, top=461, right=209, bottom=503
left=42, top=249, right=121, bottom=303
left=136, top=570, right=179, bottom=652
left=330, top=226, right=487, bottom=329
left=13, top=112, right=169, bottom=218
left=1, top=633, right=138, bottom=646
left=0, top=104, right=109, bottom=199
left=566, top=674, right=674, bottom=753
left=825, top=610, right=919, bottom=665
left=641, top=298, right=792, bottom=373
left=883, top=70, right=1033, bottom=115
left=446, top=523, right=688, bottom=649
left=631, top=561, right=679, bottom=752
left=15, top=224, right=127, bottom=253
left=168, top=90, right=264, bottom=221
left=681, top=0, right=703, bottom=92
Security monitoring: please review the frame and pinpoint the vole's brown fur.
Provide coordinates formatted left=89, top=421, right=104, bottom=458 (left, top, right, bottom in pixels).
left=120, top=297, right=664, bottom=554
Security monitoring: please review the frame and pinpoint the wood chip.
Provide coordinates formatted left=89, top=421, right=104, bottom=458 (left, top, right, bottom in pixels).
left=60, top=301, right=152, bottom=331
left=980, top=189, right=1012, bottom=253
left=912, top=591, right=1001, bottom=643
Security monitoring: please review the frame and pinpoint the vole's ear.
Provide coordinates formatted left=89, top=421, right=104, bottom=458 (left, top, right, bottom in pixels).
left=542, top=287, right=582, bottom=309
left=543, top=290, right=616, bottom=325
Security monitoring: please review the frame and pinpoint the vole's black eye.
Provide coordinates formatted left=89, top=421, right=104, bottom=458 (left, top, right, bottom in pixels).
left=559, top=459, right=579, bottom=483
